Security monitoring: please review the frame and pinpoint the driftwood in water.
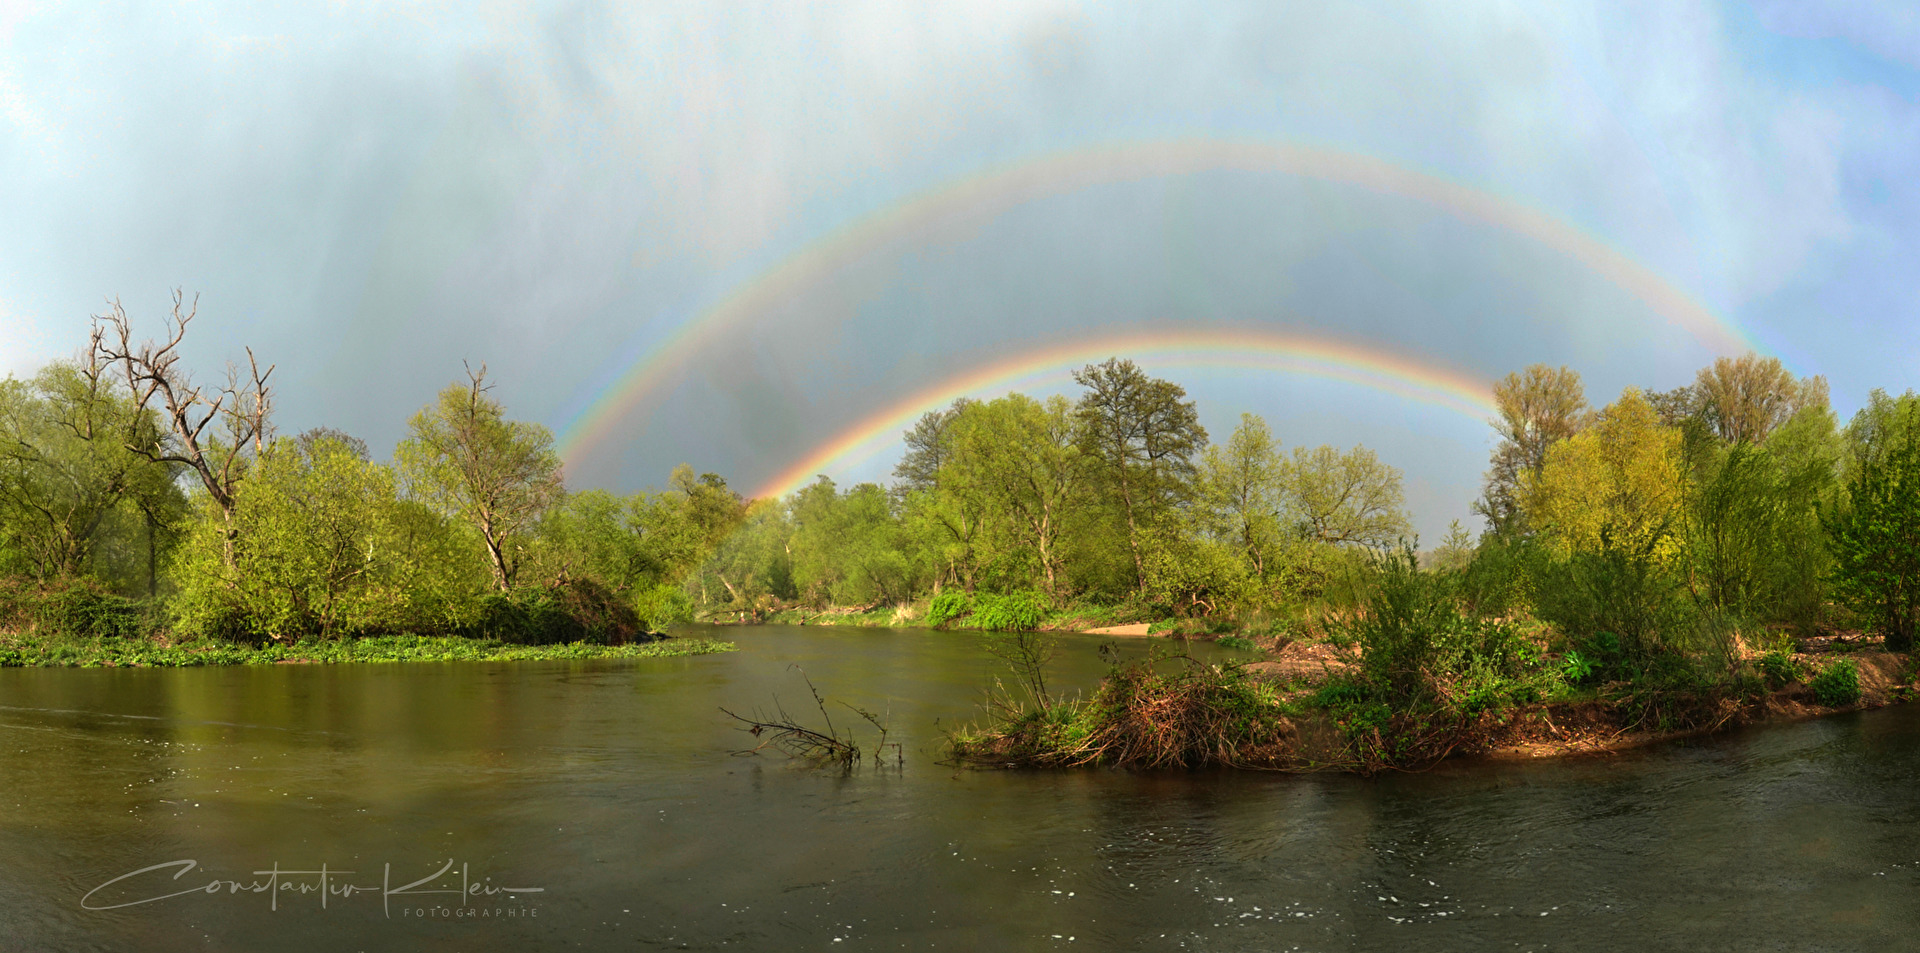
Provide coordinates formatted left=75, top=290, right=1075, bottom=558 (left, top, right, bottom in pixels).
left=720, top=666, right=902, bottom=771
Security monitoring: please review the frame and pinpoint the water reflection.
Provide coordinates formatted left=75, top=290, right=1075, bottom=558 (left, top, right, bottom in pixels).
left=1, top=625, right=1914, bottom=951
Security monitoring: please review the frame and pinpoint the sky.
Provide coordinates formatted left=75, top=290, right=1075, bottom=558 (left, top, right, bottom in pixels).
left=2, top=0, right=1917, bottom=541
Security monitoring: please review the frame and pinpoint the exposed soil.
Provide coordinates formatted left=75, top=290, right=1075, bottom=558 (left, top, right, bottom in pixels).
left=1473, top=648, right=1915, bottom=762
left=1080, top=623, right=1152, bottom=637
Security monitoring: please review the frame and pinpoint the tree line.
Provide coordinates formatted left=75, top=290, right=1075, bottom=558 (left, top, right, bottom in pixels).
left=2, top=295, right=1917, bottom=657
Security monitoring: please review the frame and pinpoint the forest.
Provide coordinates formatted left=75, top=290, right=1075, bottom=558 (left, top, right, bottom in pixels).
left=3, top=296, right=1919, bottom=766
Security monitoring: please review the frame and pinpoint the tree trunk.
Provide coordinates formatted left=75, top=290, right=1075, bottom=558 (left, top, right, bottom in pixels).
left=1118, top=477, right=1145, bottom=592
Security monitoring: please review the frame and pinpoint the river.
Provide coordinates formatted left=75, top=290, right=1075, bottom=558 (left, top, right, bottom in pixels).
left=1, top=624, right=1914, bottom=951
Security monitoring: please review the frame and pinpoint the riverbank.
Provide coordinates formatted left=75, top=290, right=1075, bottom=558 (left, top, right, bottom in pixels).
left=0, top=632, right=736, bottom=667
left=949, top=636, right=1918, bottom=773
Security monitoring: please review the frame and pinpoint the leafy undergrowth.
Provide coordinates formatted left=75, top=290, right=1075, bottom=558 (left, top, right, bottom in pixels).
left=946, top=655, right=1875, bottom=774
left=950, top=652, right=1300, bottom=770
left=0, top=632, right=735, bottom=667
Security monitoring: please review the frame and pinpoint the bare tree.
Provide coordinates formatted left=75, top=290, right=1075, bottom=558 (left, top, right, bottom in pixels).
left=89, top=291, right=274, bottom=527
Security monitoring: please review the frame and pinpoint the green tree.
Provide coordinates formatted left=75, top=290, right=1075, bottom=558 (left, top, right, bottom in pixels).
left=1521, top=389, right=1685, bottom=562
left=788, top=478, right=918, bottom=606
left=942, top=394, right=1087, bottom=597
left=1193, top=413, right=1287, bottom=579
left=892, top=399, right=972, bottom=494
left=1682, top=405, right=1839, bottom=628
left=1823, top=392, right=1920, bottom=652
left=0, top=363, right=181, bottom=585
left=1477, top=364, right=1587, bottom=536
left=171, top=434, right=419, bottom=639
left=398, top=366, right=563, bottom=591
left=1694, top=353, right=1829, bottom=446
left=1071, top=358, right=1207, bottom=591
left=1288, top=443, right=1410, bottom=548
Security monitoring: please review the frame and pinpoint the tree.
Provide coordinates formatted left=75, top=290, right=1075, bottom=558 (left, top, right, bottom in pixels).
left=1694, top=353, right=1828, bottom=445
left=1682, top=405, right=1838, bottom=628
left=1477, top=364, right=1587, bottom=535
left=1823, top=392, right=1920, bottom=652
left=1192, top=413, right=1287, bottom=578
left=1521, top=388, right=1685, bottom=561
left=942, top=394, right=1087, bottom=597
left=398, top=365, right=563, bottom=591
left=787, top=477, right=917, bottom=606
left=892, top=399, right=972, bottom=494
left=1288, top=443, right=1410, bottom=548
left=0, top=363, right=182, bottom=585
left=1071, top=358, right=1207, bottom=590
left=172, top=434, right=412, bottom=639
left=90, top=292, right=273, bottom=531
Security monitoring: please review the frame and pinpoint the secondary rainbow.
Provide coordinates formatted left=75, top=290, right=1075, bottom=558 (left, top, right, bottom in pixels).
left=558, top=137, right=1756, bottom=469
left=747, top=329, right=1497, bottom=501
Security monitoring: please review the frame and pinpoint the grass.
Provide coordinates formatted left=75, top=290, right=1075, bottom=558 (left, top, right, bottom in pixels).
left=951, top=649, right=1302, bottom=769
left=0, top=632, right=736, bottom=667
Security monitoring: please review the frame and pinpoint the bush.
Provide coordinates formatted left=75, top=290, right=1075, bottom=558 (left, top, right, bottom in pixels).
left=1340, top=548, right=1556, bottom=716
left=1530, top=534, right=1700, bottom=664
left=631, top=583, right=693, bottom=633
left=1810, top=659, right=1862, bottom=707
left=971, top=590, right=1046, bottom=632
left=466, top=579, right=645, bottom=645
left=1756, top=649, right=1804, bottom=689
left=0, top=578, right=153, bottom=640
left=926, top=591, right=972, bottom=627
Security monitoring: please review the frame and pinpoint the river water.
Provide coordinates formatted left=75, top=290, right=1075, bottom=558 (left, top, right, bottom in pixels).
left=0, top=624, right=1914, bottom=951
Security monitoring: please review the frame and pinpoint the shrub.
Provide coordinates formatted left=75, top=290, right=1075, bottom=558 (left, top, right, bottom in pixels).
left=1530, top=533, right=1701, bottom=664
left=632, top=583, right=693, bottom=633
left=466, top=579, right=645, bottom=645
left=1756, top=649, right=1803, bottom=689
left=0, top=578, right=153, bottom=640
left=971, top=590, right=1046, bottom=632
left=1339, top=547, right=1558, bottom=717
left=1217, top=634, right=1257, bottom=652
left=926, top=591, right=972, bottom=627
left=1809, top=659, right=1862, bottom=707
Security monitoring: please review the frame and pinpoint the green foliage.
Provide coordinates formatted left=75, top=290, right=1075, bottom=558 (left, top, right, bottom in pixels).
left=1340, top=547, right=1556, bottom=716
left=1756, top=649, right=1803, bottom=689
left=0, top=364, right=184, bottom=587
left=631, top=582, right=694, bottom=632
left=970, top=590, right=1046, bottom=631
left=398, top=368, right=563, bottom=591
left=0, top=631, right=735, bottom=668
left=0, top=577, right=155, bottom=639
left=169, top=437, right=482, bottom=641
left=789, top=478, right=923, bottom=606
left=1140, top=533, right=1249, bottom=617
left=1560, top=649, right=1594, bottom=684
left=926, top=591, right=971, bottom=627
left=1216, top=634, right=1258, bottom=651
left=464, top=579, right=645, bottom=645
left=1530, top=530, right=1702, bottom=665
left=1809, top=658, right=1862, bottom=707
left=1072, top=358, right=1207, bottom=590
left=1683, top=409, right=1838, bottom=632
left=1823, top=392, right=1920, bottom=652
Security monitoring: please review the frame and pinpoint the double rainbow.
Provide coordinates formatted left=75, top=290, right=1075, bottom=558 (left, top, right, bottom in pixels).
left=555, top=137, right=1756, bottom=491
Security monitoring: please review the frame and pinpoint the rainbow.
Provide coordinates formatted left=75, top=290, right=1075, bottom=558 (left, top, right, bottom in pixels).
left=747, top=329, right=1496, bottom=500
left=557, top=137, right=1756, bottom=469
